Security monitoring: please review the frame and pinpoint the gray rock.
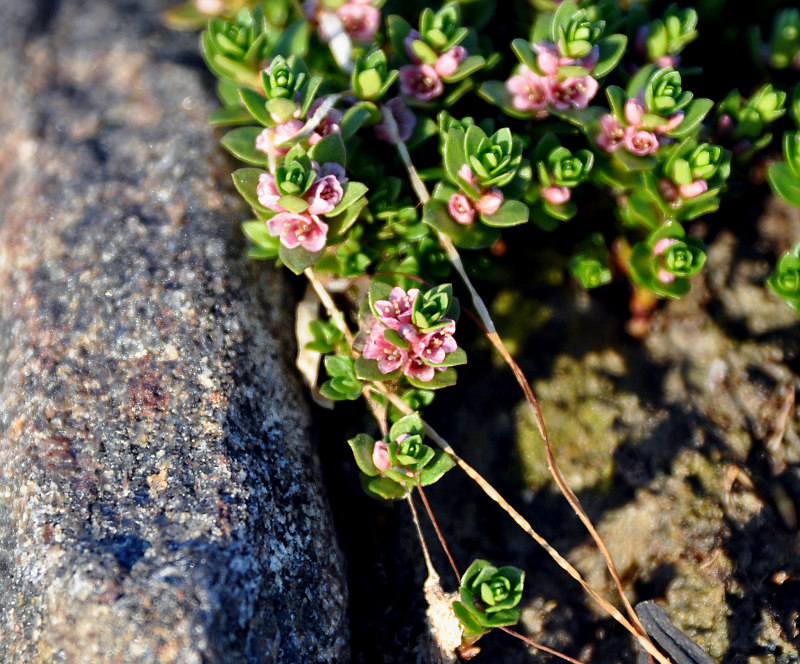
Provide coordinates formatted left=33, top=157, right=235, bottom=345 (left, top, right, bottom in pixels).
left=0, top=1, right=348, bottom=662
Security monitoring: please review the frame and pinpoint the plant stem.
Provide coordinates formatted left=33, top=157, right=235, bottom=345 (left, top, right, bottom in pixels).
left=417, top=484, right=461, bottom=584
left=384, top=123, right=659, bottom=657
left=499, top=627, right=587, bottom=664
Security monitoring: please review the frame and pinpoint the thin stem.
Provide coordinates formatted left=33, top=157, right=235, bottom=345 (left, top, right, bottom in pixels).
left=373, top=367, right=671, bottom=664
left=417, top=484, right=461, bottom=584
left=499, top=627, right=587, bottom=664
left=406, top=492, right=438, bottom=580
left=388, top=127, right=648, bottom=642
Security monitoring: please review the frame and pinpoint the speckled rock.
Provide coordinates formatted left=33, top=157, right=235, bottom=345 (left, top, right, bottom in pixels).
left=0, top=1, right=347, bottom=662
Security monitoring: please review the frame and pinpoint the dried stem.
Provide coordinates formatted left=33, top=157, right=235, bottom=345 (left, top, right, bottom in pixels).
left=500, top=627, right=587, bottom=664
left=384, top=128, right=661, bottom=658
left=417, top=484, right=461, bottom=584
left=406, top=492, right=438, bottom=580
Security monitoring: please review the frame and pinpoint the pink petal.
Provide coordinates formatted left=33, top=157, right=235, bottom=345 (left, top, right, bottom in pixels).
left=625, top=99, right=645, bottom=127
left=542, top=185, right=571, bottom=204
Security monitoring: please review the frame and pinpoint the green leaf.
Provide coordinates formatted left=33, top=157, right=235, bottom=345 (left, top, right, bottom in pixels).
left=442, top=55, right=486, bottom=83
left=232, top=168, right=271, bottom=215
left=593, top=34, right=627, bottom=78
left=241, top=220, right=280, bottom=254
left=453, top=601, right=487, bottom=637
left=209, top=106, right=254, bottom=127
left=278, top=243, right=323, bottom=274
left=348, top=433, right=379, bottom=476
left=326, top=181, right=369, bottom=217
left=426, top=347, right=467, bottom=368
left=768, top=162, right=800, bottom=207
left=341, top=105, right=372, bottom=140
left=407, top=367, right=457, bottom=390
left=324, top=354, right=354, bottom=378
left=278, top=194, right=309, bottom=213
left=668, top=98, right=713, bottom=138
left=272, top=18, right=309, bottom=58
left=248, top=247, right=278, bottom=260
left=387, top=14, right=414, bottom=61
left=240, top=88, right=272, bottom=126
left=443, top=128, right=468, bottom=185
left=362, top=474, right=407, bottom=500
left=326, top=197, right=368, bottom=239
left=418, top=450, right=455, bottom=486
left=389, top=412, right=425, bottom=441
left=481, top=199, right=530, bottom=227
left=308, top=132, right=347, bottom=166
left=354, top=357, right=402, bottom=382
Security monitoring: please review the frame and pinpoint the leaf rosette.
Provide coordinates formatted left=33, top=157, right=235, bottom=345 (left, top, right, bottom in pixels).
left=453, top=559, right=525, bottom=638
left=767, top=242, right=800, bottom=312
left=347, top=412, right=455, bottom=500
left=628, top=221, right=707, bottom=298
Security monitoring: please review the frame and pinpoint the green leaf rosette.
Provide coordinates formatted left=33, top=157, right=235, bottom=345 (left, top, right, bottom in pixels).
left=347, top=412, right=455, bottom=500
left=569, top=233, right=612, bottom=289
left=628, top=221, right=707, bottom=299
left=201, top=7, right=271, bottom=89
left=767, top=242, right=800, bottom=313
left=453, top=559, right=525, bottom=640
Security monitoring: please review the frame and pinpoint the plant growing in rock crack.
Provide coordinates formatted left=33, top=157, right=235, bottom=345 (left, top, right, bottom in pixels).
left=165, top=0, right=800, bottom=660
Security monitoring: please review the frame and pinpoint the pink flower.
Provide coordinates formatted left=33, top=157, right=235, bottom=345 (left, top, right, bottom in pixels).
left=542, top=185, right=571, bottom=205
left=374, top=98, right=416, bottom=143
left=625, top=98, right=645, bottom=127
left=374, top=287, right=419, bottom=330
left=652, top=238, right=678, bottom=256
left=532, top=41, right=598, bottom=75
left=306, top=174, right=344, bottom=214
left=505, top=66, right=549, bottom=113
left=678, top=180, right=708, bottom=199
left=535, top=43, right=562, bottom=76
left=458, top=164, right=477, bottom=189
left=255, top=120, right=304, bottom=157
left=195, top=0, right=225, bottom=14
left=267, top=212, right=328, bottom=252
left=597, top=114, right=626, bottom=153
left=404, top=320, right=457, bottom=365
left=256, top=173, right=283, bottom=212
left=475, top=188, right=504, bottom=215
left=434, top=46, right=467, bottom=78
left=623, top=127, right=659, bottom=156
left=656, top=111, right=684, bottom=135
left=307, top=99, right=343, bottom=146
left=372, top=440, right=391, bottom=472
left=363, top=322, right=408, bottom=373
left=658, top=178, right=679, bottom=202
left=336, top=2, right=380, bottom=42
left=403, top=356, right=435, bottom=382
left=548, top=76, right=599, bottom=110
left=448, top=193, right=475, bottom=225
left=399, top=64, right=443, bottom=101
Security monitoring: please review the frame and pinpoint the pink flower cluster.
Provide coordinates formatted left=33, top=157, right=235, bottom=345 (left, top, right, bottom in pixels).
left=374, top=98, right=417, bottom=144
left=505, top=42, right=599, bottom=117
left=399, top=32, right=468, bottom=101
left=305, top=0, right=380, bottom=43
left=363, top=287, right=458, bottom=382
left=257, top=163, right=347, bottom=252
left=597, top=98, right=683, bottom=156
left=447, top=165, right=503, bottom=225
left=255, top=99, right=342, bottom=158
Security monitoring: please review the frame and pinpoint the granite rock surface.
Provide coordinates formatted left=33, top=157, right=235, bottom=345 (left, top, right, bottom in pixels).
left=0, top=1, right=347, bottom=662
